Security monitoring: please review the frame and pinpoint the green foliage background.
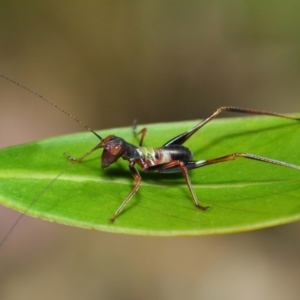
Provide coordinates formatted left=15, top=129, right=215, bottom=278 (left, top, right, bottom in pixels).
left=1, top=116, right=299, bottom=235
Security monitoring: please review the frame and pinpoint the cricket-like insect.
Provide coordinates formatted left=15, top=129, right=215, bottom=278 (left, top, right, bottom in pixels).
left=1, top=75, right=300, bottom=224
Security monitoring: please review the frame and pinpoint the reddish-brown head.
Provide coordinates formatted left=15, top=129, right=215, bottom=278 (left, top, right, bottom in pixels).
left=96, top=135, right=126, bottom=168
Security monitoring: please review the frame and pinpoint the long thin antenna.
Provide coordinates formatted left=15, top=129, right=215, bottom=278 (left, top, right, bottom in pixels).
left=0, top=75, right=101, bottom=247
left=0, top=162, right=76, bottom=247
left=0, top=74, right=102, bottom=140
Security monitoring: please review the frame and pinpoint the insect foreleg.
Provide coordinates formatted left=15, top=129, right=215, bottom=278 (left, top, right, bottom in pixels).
left=65, top=139, right=104, bottom=163
left=132, top=120, right=147, bottom=146
left=164, top=106, right=300, bottom=147
left=194, top=153, right=300, bottom=171
left=109, top=165, right=142, bottom=222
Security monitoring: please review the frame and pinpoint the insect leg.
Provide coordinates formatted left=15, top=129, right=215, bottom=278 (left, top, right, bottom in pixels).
left=133, top=120, right=147, bottom=146
left=164, top=106, right=300, bottom=146
left=109, top=165, right=142, bottom=222
left=194, top=153, right=300, bottom=171
left=160, top=161, right=209, bottom=210
left=65, top=140, right=103, bottom=162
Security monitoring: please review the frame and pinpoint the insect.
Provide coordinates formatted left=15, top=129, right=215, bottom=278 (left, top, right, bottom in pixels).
left=1, top=74, right=300, bottom=224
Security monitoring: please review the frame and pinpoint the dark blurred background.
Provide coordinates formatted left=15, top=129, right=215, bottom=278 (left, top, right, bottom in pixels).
left=1, top=1, right=300, bottom=299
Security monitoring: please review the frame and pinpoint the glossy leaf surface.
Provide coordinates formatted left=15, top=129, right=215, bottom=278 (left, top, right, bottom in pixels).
left=0, top=115, right=300, bottom=236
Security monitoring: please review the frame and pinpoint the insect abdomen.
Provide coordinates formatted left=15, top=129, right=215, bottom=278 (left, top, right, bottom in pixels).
left=136, top=145, right=193, bottom=168
left=163, top=145, right=193, bottom=161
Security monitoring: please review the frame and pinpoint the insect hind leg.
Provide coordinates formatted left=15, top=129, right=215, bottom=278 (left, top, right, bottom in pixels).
left=163, top=106, right=300, bottom=147
left=194, top=152, right=300, bottom=171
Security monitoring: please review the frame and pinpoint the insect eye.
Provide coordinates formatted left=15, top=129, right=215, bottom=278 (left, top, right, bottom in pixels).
left=111, top=144, right=121, bottom=155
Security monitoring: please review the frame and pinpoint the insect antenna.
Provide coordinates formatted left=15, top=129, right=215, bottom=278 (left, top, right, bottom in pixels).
left=0, top=74, right=102, bottom=140
left=0, top=75, right=102, bottom=247
left=0, top=162, right=76, bottom=248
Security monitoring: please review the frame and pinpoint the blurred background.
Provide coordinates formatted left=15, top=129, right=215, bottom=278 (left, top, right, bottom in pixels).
left=1, top=1, right=300, bottom=299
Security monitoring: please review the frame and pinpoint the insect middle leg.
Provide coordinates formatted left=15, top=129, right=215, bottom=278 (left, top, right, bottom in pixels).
left=160, top=160, right=209, bottom=211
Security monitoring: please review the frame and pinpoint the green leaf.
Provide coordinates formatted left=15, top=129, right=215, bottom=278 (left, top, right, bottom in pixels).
left=1, top=115, right=300, bottom=236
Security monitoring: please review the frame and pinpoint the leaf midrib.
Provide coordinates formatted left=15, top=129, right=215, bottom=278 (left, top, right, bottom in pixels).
left=1, top=169, right=299, bottom=189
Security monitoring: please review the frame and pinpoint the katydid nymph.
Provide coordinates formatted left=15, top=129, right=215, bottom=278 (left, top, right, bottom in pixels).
left=1, top=74, right=300, bottom=244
